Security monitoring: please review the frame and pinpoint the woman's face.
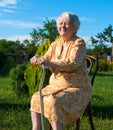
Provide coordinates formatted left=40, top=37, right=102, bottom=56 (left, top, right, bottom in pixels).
left=57, top=17, right=75, bottom=38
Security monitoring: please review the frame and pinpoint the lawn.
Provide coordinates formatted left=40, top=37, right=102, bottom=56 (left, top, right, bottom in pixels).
left=0, top=71, right=113, bottom=130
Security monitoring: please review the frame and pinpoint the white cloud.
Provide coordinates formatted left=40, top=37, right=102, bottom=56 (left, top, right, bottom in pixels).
left=82, top=36, right=90, bottom=42
left=35, top=16, right=58, bottom=23
left=80, top=17, right=96, bottom=22
left=0, top=20, right=39, bottom=28
left=81, top=36, right=92, bottom=48
left=2, top=9, right=16, bottom=13
left=0, top=0, right=18, bottom=14
left=3, top=35, right=32, bottom=42
left=0, top=0, right=17, bottom=7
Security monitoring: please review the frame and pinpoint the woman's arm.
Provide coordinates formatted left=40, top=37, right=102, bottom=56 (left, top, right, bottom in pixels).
left=51, top=39, right=86, bottom=72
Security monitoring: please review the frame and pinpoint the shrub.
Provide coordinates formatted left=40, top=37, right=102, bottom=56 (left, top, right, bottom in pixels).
left=0, top=52, right=6, bottom=68
left=98, top=59, right=108, bottom=71
left=24, top=64, right=51, bottom=96
left=9, top=64, right=28, bottom=96
left=108, top=62, right=113, bottom=71
left=24, top=40, right=51, bottom=96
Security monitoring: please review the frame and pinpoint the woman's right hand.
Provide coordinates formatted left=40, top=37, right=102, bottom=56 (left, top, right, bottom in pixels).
left=30, top=55, right=54, bottom=70
left=30, top=55, right=44, bottom=66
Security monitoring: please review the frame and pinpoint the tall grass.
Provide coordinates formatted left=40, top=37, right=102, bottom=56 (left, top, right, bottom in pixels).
left=0, top=71, right=113, bottom=130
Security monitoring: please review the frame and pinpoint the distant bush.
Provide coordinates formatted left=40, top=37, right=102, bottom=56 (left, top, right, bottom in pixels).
left=98, top=59, right=108, bottom=71
left=97, top=59, right=113, bottom=71
left=9, top=64, right=28, bottom=96
left=0, top=52, right=14, bottom=76
left=0, top=52, right=6, bottom=68
left=108, top=62, right=113, bottom=71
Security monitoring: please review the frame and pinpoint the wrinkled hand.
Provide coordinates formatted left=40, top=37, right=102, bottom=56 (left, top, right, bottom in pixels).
left=30, top=55, right=44, bottom=66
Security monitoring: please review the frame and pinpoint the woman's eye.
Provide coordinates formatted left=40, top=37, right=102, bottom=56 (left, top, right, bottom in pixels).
left=58, top=22, right=70, bottom=26
left=66, top=23, right=70, bottom=26
left=59, top=23, right=63, bottom=25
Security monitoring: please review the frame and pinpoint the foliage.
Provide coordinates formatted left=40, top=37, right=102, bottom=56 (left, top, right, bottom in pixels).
left=90, top=24, right=113, bottom=57
left=30, top=18, right=59, bottom=44
left=0, top=39, right=24, bottom=54
left=9, top=64, right=28, bottom=96
left=22, top=39, right=38, bottom=58
left=97, top=59, right=108, bottom=71
left=0, top=39, right=27, bottom=75
left=24, top=40, right=51, bottom=96
left=95, top=59, right=113, bottom=72
left=0, top=52, right=7, bottom=68
left=0, top=51, right=15, bottom=76
left=91, top=46, right=103, bottom=57
left=1, top=56, right=15, bottom=76
left=108, top=62, right=113, bottom=71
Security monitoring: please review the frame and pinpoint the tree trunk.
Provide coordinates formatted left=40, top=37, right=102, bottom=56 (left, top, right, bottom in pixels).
left=111, top=43, right=113, bottom=61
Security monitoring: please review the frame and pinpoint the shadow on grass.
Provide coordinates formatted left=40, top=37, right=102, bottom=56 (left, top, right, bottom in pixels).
left=85, top=95, right=113, bottom=119
left=0, top=102, right=113, bottom=120
left=91, top=105, right=113, bottom=119
left=97, top=71, right=113, bottom=77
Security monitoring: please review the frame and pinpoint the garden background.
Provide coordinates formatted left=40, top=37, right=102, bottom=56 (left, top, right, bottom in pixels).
left=0, top=20, right=113, bottom=130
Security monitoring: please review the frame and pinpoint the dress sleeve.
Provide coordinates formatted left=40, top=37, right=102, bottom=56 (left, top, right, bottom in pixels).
left=43, top=42, right=54, bottom=61
left=52, top=39, right=86, bottom=72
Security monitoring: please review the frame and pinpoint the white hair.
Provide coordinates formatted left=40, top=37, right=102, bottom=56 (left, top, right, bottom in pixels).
left=57, top=12, right=80, bottom=33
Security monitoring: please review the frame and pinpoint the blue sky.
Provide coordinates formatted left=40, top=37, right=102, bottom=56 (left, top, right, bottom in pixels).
left=0, top=0, right=113, bottom=46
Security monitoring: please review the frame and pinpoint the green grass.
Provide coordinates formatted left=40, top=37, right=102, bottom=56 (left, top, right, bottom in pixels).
left=92, top=72, right=113, bottom=119
left=0, top=77, right=31, bottom=130
left=0, top=72, right=113, bottom=130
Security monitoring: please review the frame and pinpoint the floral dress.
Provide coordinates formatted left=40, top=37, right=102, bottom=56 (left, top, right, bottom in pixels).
left=30, top=37, right=92, bottom=124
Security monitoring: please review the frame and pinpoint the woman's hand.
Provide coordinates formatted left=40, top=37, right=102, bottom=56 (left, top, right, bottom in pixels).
left=30, top=55, right=44, bottom=66
left=30, top=55, right=53, bottom=70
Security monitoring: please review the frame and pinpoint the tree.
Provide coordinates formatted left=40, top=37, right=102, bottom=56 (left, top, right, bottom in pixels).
left=90, top=36, right=109, bottom=57
left=0, top=39, right=26, bottom=75
left=90, top=25, right=113, bottom=57
left=102, top=25, right=113, bottom=56
left=0, top=39, right=25, bottom=55
left=22, top=39, right=37, bottom=58
left=30, top=18, right=59, bottom=44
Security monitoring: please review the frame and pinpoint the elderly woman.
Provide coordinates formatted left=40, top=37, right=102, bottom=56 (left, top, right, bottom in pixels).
left=30, top=12, right=92, bottom=130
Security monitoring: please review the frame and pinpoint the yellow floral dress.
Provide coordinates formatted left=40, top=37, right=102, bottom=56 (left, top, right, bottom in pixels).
left=30, top=37, right=92, bottom=124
